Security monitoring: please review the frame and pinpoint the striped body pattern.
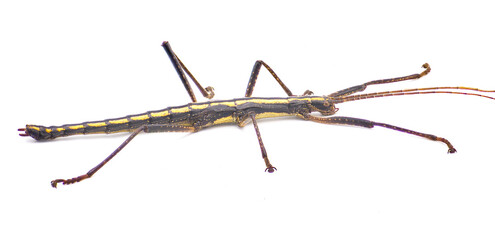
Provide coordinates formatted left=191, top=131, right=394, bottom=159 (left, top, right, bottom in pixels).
left=24, top=96, right=331, bottom=140
left=20, top=41, right=494, bottom=188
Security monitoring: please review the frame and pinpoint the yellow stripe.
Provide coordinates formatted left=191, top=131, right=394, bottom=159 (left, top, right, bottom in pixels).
left=255, top=112, right=291, bottom=119
left=109, top=118, right=129, bottom=124
left=68, top=125, right=84, bottom=130
left=45, top=128, right=52, bottom=133
left=131, top=114, right=150, bottom=121
left=210, top=101, right=236, bottom=107
left=170, top=106, right=190, bottom=113
left=190, top=104, right=209, bottom=110
left=213, top=116, right=235, bottom=125
left=56, top=127, right=65, bottom=132
left=235, top=99, right=290, bottom=105
left=288, top=97, right=325, bottom=102
left=150, top=110, right=169, bottom=117
left=28, top=126, right=40, bottom=131
left=87, top=122, right=107, bottom=127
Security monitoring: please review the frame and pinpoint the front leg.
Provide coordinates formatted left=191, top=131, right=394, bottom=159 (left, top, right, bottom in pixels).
left=249, top=113, right=277, bottom=173
left=329, top=63, right=431, bottom=97
left=299, top=113, right=456, bottom=153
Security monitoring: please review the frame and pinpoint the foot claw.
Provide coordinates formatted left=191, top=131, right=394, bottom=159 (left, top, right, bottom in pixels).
left=420, top=63, right=431, bottom=77
left=448, top=148, right=457, bottom=154
left=51, top=174, right=89, bottom=188
left=51, top=179, right=65, bottom=188
left=265, top=167, right=277, bottom=173
left=302, top=90, right=314, bottom=96
left=205, top=86, right=215, bottom=99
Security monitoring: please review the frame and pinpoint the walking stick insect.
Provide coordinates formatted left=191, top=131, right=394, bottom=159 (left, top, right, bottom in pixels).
left=19, top=41, right=495, bottom=188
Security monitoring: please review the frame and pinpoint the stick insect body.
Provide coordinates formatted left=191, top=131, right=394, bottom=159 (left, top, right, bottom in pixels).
left=18, top=41, right=495, bottom=188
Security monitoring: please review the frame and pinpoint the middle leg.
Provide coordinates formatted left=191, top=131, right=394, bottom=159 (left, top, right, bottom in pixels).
left=245, top=60, right=294, bottom=97
left=329, top=63, right=431, bottom=97
left=161, top=41, right=215, bottom=102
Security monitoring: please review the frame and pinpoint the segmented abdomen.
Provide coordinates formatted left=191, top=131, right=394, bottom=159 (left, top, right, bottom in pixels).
left=22, top=96, right=320, bottom=140
left=23, top=107, right=178, bottom=140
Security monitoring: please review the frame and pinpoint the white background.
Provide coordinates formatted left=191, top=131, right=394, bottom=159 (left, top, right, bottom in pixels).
left=1, top=1, right=495, bottom=239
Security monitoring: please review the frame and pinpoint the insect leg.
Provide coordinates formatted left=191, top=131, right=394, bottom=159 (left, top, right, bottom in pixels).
left=162, top=41, right=214, bottom=102
left=248, top=113, right=277, bottom=173
left=329, top=63, right=431, bottom=97
left=300, top=113, right=456, bottom=153
left=51, top=124, right=196, bottom=188
left=245, top=60, right=297, bottom=97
